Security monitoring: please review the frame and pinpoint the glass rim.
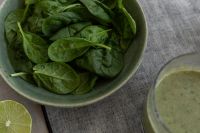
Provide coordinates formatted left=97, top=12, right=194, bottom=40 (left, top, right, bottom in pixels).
left=148, top=52, right=200, bottom=133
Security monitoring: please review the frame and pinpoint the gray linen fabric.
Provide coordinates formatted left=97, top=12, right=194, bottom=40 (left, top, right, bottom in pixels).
left=45, top=0, right=200, bottom=132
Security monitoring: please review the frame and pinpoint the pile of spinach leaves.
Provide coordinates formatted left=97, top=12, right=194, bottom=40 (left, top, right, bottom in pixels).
left=5, top=0, right=136, bottom=95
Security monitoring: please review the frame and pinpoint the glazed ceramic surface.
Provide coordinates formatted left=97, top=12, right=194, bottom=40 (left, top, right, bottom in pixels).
left=0, top=0, right=147, bottom=107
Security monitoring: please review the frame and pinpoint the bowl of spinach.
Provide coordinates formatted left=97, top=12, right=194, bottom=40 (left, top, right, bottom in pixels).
left=0, top=0, right=147, bottom=107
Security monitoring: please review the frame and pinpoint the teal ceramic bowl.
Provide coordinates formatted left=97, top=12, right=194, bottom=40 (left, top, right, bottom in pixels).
left=0, top=0, right=147, bottom=107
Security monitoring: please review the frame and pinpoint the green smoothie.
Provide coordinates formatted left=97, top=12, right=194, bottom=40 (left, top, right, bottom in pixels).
left=155, top=71, right=200, bottom=133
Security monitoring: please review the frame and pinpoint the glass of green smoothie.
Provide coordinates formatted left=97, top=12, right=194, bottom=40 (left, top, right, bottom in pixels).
left=144, top=53, right=200, bottom=133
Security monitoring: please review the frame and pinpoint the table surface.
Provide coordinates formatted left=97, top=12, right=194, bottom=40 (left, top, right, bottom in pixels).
left=1, top=0, right=200, bottom=133
left=45, top=0, right=200, bottom=132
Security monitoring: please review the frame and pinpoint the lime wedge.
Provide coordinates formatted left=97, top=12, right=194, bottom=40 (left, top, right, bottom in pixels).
left=0, top=100, right=32, bottom=133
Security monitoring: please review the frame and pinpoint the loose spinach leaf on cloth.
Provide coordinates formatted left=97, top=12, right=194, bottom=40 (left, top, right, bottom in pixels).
left=48, top=37, right=111, bottom=62
left=5, top=9, right=24, bottom=44
left=18, top=22, right=49, bottom=64
left=76, top=41, right=124, bottom=78
left=33, top=62, right=80, bottom=94
left=76, top=25, right=111, bottom=43
left=42, top=11, right=85, bottom=36
left=79, top=0, right=112, bottom=24
left=50, top=22, right=91, bottom=41
left=72, top=73, right=98, bottom=95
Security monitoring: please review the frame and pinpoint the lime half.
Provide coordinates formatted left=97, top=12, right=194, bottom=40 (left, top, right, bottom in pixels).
left=0, top=100, right=32, bottom=133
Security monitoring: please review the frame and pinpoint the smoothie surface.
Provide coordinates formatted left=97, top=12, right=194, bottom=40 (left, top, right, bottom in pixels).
left=155, top=71, right=200, bottom=133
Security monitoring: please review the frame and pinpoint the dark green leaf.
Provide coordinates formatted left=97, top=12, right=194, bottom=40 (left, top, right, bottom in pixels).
left=113, top=6, right=136, bottom=39
left=76, top=41, right=124, bottom=78
left=50, top=22, right=91, bottom=41
left=121, top=7, right=136, bottom=35
left=25, top=0, right=38, bottom=5
left=5, top=9, right=24, bottom=44
left=73, top=73, right=98, bottom=95
left=79, top=0, right=112, bottom=24
left=33, top=0, right=63, bottom=16
left=42, top=11, right=84, bottom=36
left=18, top=22, right=49, bottom=64
left=63, top=3, right=94, bottom=21
left=110, top=31, right=132, bottom=52
left=27, top=15, right=44, bottom=33
left=58, top=0, right=77, bottom=5
left=33, top=62, right=80, bottom=94
left=112, top=6, right=136, bottom=51
left=48, top=37, right=111, bottom=62
left=117, top=0, right=123, bottom=8
left=100, top=0, right=116, bottom=9
left=8, top=43, right=33, bottom=73
left=33, top=73, right=43, bottom=87
left=76, top=25, right=111, bottom=43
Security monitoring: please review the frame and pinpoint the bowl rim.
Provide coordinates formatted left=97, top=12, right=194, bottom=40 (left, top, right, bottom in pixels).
left=0, top=0, right=148, bottom=107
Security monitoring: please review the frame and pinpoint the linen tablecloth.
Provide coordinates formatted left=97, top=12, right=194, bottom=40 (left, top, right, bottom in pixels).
left=45, top=0, right=200, bottom=132
left=1, top=0, right=200, bottom=132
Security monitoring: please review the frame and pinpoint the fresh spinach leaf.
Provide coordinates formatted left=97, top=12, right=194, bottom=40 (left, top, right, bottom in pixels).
left=27, top=15, right=44, bottom=33
left=58, top=0, right=77, bottom=5
left=33, top=73, right=43, bottom=87
left=33, top=0, right=63, bottom=17
left=33, top=62, right=80, bottom=94
left=5, top=9, right=24, bottom=45
left=48, top=37, right=111, bottom=62
left=17, top=22, right=49, bottom=64
left=8, top=42, right=34, bottom=83
left=110, top=30, right=132, bottom=52
left=25, top=0, right=38, bottom=5
left=79, top=0, right=112, bottom=24
left=76, top=25, right=111, bottom=43
left=8, top=43, right=33, bottom=73
left=50, top=22, right=91, bottom=41
left=111, top=5, right=136, bottom=51
left=76, top=40, right=124, bottom=78
left=61, top=3, right=81, bottom=11
left=72, top=73, right=98, bottom=95
left=33, top=0, right=81, bottom=17
left=100, top=0, right=116, bottom=9
left=21, top=0, right=34, bottom=24
left=63, top=3, right=94, bottom=21
left=117, top=0, right=123, bottom=8
left=42, top=11, right=84, bottom=36
left=121, top=7, right=136, bottom=35
left=113, top=6, right=136, bottom=39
